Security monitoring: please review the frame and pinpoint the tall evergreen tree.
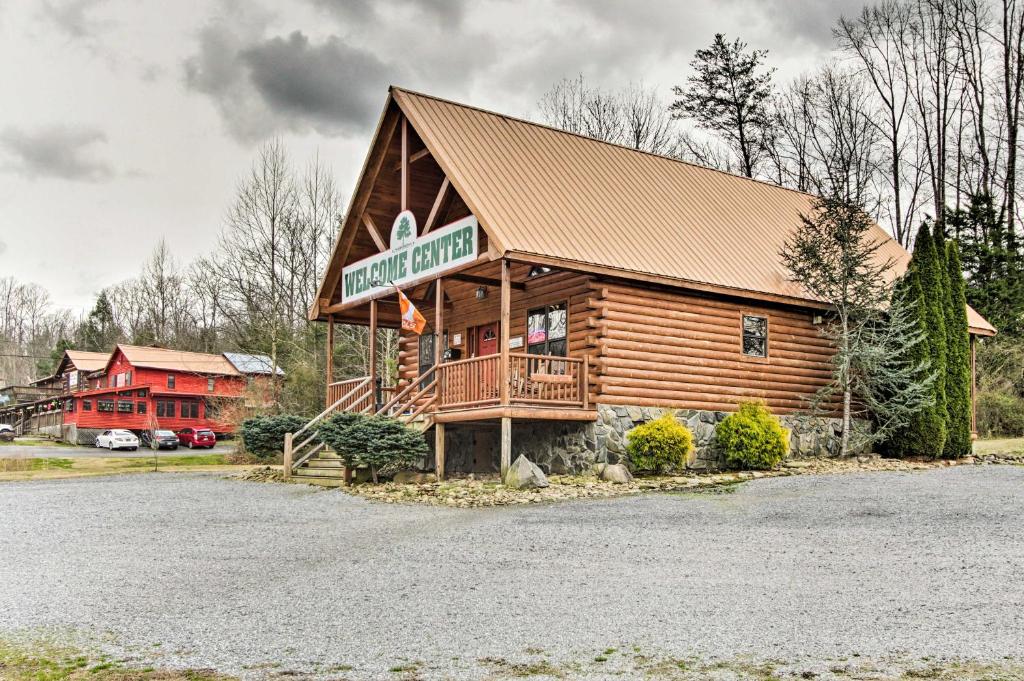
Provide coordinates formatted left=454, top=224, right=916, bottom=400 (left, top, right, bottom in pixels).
left=912, top=223, right=948, bottom=441
left=884, top=269, right=945, bottom=457
left=943, top=240, right=973, bottom=458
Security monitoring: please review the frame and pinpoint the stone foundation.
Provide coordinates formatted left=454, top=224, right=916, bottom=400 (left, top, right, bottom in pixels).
left=425, top=404, right=869, bottom=476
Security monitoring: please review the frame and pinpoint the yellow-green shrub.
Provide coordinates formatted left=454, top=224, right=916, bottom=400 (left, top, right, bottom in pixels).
left=716, top=402, right=790, bottom=470
left=626, top=413, right=694, bottom=474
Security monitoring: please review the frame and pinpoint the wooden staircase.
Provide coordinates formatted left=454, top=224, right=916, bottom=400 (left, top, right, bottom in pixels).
left=284, top=366, right=439, bottom=485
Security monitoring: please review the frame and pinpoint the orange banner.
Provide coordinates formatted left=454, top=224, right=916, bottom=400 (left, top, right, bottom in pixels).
left=397, top=287, right=427, bottom=335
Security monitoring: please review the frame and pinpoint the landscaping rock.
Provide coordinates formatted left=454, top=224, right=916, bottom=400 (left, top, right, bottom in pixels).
left=600, top=463, right=633, bottom=484
left=392, top=470, right=435, bottom=484
left=504, top=455, right=549, bottom=489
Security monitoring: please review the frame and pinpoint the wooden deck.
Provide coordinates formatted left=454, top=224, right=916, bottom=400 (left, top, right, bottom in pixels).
left=326, top=351, right=592, bottom=420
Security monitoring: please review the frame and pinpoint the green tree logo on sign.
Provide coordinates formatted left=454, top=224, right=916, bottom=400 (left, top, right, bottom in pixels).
left=397, top=216, right=412, bottom=241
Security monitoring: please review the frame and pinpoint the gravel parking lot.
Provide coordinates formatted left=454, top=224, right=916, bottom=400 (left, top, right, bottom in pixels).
left=1, top=467, right=1023, bottom=679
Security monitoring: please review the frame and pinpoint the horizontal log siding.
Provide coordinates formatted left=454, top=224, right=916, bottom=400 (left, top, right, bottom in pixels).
left=589, top=282, right=836, bottom=414
left=397, top=266, right=595, bottom=402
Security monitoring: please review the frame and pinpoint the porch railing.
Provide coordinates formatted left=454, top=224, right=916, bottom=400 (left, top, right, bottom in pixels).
left=508, top=353, right=586, bottom=407
left=437, top=355, right=500, bottom=409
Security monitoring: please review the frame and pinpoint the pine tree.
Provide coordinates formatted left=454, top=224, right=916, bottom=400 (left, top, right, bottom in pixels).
left=884, top=269, right=945, bottom=457
left=943, top=240, right=973, bottom=458
left=912, top=223, right=948, bottom=447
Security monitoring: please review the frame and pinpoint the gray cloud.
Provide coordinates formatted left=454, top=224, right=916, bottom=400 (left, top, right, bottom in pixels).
left=308, top=0, right=468, bottom=27
left=0, top=125, right=115, bottom=182
left=39, top=0, right=106, bottom=39
left=241, top=31, right=392, bottom=135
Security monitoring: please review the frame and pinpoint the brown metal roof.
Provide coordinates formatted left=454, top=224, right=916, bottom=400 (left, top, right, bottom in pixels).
left=64, top=350, right=110, bottom=372
left=114, top=345, right=241, bottom=376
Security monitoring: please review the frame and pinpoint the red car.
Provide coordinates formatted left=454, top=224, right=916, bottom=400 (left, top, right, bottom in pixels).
left=177, top=427, right=217, bottom=449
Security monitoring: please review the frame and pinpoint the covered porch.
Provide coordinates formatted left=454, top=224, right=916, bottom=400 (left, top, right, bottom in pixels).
left=319, top=255, right=596, bottom=479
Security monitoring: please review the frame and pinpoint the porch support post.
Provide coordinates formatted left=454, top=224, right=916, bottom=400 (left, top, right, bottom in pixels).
left=500, top=416, right=512, bottom=478
left=369, top=299, right=378, bottom=411
left=435, top=422, right=446, bottom=481
left=435, top=278, right=444, bottom=366
left=499, top=259, right=510, bottom=406
left=500, top=258, right=512, bottom=478
left=283, top=432, right=293, bottom=481
left=325, top=313, right=335, bottom=407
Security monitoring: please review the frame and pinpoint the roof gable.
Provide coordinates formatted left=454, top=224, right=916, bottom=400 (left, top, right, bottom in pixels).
left=107, top=345, right=241, bottom=376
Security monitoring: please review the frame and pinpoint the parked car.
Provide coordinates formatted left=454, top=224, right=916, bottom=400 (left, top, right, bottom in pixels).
left=0, top=423, right=13, bottom=433
left=95, top=429, right=139, bottom=451
left=149, top=430, right=180, bottom=450
left=177, top=427, right=216, bottom=449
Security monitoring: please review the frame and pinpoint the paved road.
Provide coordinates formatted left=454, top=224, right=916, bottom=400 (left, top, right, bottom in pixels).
left=1, top=467, right=1023, bottom=680
left=0, top=441, right=235, bottom=458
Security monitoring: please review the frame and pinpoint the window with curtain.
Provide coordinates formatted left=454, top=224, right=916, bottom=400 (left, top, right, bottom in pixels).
left=527, top=302, right=567, bottom=356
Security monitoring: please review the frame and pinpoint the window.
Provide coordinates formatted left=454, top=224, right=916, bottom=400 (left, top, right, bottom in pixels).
left=167, top=374, right=176, bottom=389
left=97, top=399, right=115, bottom=413
left=117, top=400, right=133, bottom=413
left=65, top=400, right=75, bottom=413
left=125, top=371, right=132, bottom=386
left=742, top=315, right=768, bottom=358
left=82, top=400, right=92, bottom=411
left=136, top=388, right=147, bottom=397
left=527, top=302, right=567, bottom=356
left=136, top=402, right=147, bottom=414
left=156, top=399, right=175, bottom=418
left=181, top=400, right=199, bottom=419
left=207, top=377, right=215, bottom=392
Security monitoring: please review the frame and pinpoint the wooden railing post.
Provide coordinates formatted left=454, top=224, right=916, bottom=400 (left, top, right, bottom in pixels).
left=283, top=432, right=293, bottom=480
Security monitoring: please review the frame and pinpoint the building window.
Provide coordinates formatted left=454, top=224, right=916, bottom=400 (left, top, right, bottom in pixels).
left=137, top=402, right=147, bottom=414
left=97, top=399, right=115, bottom=413
left=167, top=374, right=176, bottom=389
left=742, top=315, right=768, bottom=358
left=156, top=399, right=175, bottom=418
left=181, top=400, right=200, bottom=419
left=527, top=302, right=567, bottom=356
left=125, top=371, right=132, bottom=386
left=65, top=400, right=75, bottom=413
left=136, top=388, right=147, bottom=397
left=207, top=377, right=215, bottom=392
left=82, top=400, right=92, bottom=411
left=117, top=400, right=133, bottom=413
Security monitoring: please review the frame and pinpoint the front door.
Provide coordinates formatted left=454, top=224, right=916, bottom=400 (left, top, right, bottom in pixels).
left=473, top=322, right=499, bottom=400
left=475, top=322, right=499, bottom=356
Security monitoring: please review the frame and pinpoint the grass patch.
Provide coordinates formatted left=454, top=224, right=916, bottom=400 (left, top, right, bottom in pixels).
left=973, top=436, right=1024, bottom=456
left=0, top=438, right=73, bottom=447
left=0, top=454, right=243, bottom=482
left=0, top=639, right=235, bottom=680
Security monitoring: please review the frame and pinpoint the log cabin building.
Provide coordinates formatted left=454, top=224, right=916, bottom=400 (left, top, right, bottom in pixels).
left=293, top=86, right=996, bottom=483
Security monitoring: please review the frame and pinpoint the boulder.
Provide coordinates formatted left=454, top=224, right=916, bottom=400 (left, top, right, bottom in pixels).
left=504, top=455, right=549, bottom=489
left=600, top=463, right=633, bottom=484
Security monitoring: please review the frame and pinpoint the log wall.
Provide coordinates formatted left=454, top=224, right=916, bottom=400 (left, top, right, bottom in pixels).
left=587, top=281, right=836, bottom=414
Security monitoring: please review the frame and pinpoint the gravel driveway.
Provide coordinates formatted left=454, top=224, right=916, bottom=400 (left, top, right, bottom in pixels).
left=1, top=467, right=1023, bottom=679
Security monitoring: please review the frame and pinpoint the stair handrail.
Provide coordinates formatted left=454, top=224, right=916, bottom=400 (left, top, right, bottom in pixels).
left=376, top=364, right=439, bottom=416
left=285, top=376, right=371, bottom=478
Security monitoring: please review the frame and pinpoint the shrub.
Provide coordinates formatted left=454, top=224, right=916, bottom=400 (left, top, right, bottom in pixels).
left=239, top=414, right=307, bottom=458
left=976, top=391, right=1024, bottom=438
left=317, top=411, right=370, bottom=468
left=716, top=402, right=790, bottom=470
left=319, top=413, right=428, bottom=483
left=626, top=413, right=694, bottom=474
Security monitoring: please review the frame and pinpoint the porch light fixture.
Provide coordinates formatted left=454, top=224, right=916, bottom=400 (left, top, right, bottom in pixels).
left=528, top=265, right=552, bottom=278
left=812, top=313, right=824, bottom=325
left=475, top=286, right=487, bottom=300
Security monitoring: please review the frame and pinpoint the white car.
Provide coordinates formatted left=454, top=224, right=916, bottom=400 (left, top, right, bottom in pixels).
left=95, top=429, right=139, bottom=451
left=0, top=423, right=13, bottom=433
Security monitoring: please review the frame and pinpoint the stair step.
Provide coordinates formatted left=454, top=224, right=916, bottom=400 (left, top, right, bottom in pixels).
left=306, top=458, right=345, bottom=469
left=293, top=466, right=347, bottom=478
left=291, top=474, right=347, bottom=487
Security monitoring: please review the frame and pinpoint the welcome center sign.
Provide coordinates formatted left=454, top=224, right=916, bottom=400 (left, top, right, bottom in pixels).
left=342, top=210, right=479, bottom=305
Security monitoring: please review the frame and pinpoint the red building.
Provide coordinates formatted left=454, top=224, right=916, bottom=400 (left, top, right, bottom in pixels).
left=62, top=345, right=258, bottom=441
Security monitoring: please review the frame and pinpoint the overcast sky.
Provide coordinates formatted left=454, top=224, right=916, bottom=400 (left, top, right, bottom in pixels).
left=0, top=0, right=863, bottom=314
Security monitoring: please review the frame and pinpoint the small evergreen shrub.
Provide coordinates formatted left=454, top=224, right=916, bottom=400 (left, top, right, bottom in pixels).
left=976, top=391, right=1024, bottom=438
left=626, top=413, right=694, bottom=474
left=239, top=414, right=307, bottom=458
left=716, top=402, right=790, bottom=470
left=319, top=413, right=428, bottom=483
left=317, top=411, right=370, bottom=468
